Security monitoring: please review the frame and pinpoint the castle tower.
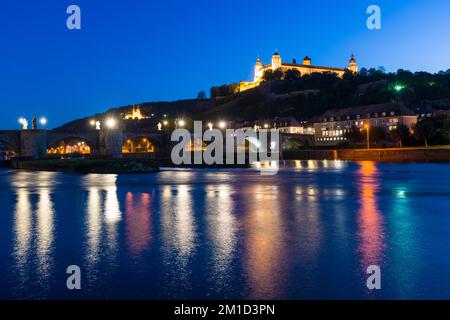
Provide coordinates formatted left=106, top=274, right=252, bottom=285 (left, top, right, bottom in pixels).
left=254, top=56, right=263, bottom=81
left=302, top=55, right=311, bottom=66
left=348, top=54, right=358, bottom=73
left=271, top=51, right=282, bottom=70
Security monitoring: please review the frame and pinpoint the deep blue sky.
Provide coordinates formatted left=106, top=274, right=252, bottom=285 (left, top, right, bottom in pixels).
left=1, top=0, right=449, bottom=129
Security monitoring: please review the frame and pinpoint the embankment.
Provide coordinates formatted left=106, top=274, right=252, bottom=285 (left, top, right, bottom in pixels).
left=283, top=147, right=450, bottom=162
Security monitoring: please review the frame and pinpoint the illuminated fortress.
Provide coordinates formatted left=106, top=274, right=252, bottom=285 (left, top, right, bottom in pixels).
left=239, top=52, right=358, bottom=92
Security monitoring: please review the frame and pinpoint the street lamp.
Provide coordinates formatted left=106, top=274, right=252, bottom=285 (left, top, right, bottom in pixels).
left=364, top=124, right=370, bottom=149
left=176, top=119, right=185, bottom=128
left=218, top=121, right=226, bottom=129
left=207, top=122, right=213, bottom=131
left=39, top=117, right=47, bottom=126
left=106, top=118, right=117, bottom=129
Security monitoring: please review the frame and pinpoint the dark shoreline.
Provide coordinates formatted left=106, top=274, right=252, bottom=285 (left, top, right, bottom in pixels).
left=2, top=147, right=450, bottom=173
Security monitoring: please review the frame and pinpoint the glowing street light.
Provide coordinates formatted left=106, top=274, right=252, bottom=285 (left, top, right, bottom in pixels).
left=264, top=123, right=269, bottom=129
left=207, top=122, right=213, bottom=130
left=364, top=124, right=370, bottom=149
left=90, top=119, right=96, bottom=126
left=106, top=118, right=117, bottom=129
left=218, top=121, right=226, bottom=129
left=394, top=84, right=406, bottom=92
left=177, top=119, right=185, bottom=128
left=39, top=117, right=47, bottom=126
left=163, top=120, right=168, bottom=126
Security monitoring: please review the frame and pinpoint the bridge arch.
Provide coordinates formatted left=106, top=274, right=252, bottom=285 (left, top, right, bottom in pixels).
left=122, top=135, right=161, bottom=154
left=0, top=131, right=20, bottom=153
left=0, top=139, right=19, bottom=153
left=46, top=136, right=96, bottom=155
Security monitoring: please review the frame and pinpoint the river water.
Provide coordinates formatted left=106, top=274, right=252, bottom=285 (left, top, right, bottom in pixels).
left=1, top=160, right=450, bottom=299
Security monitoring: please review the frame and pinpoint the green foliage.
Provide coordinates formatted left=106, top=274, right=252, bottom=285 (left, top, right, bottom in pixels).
left=197, top=90, right=207, bottom=100
left=413, top=119, right=437, bottom=147
left=389, top=124, right=410, bottom=147
left=344, top=126, right=364, bottom=144
left=210, top=83, right=239, bottom=98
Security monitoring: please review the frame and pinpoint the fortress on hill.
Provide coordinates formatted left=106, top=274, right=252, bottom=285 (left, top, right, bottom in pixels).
left=239, top=52, right=358, bottom=92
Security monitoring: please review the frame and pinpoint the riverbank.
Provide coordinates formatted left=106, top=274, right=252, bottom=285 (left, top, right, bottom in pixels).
left=283, top=146, right=450, bottom=162
left=10, top=158, right=160, bottom=174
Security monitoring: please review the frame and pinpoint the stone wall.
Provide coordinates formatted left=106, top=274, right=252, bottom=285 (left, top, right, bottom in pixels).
left=283, top=148, right=450, bottom=162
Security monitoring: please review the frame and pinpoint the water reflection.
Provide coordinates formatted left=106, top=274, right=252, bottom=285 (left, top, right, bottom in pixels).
left=36, top=188, right=55, bottom=285
left=12, top=172, right=56, bottom=296
left=160, top=184, right=196, bottom=295
left=13, top=188, right=32, bottom=285
left=86, top=186, right=102, bottom=265
left=356, top=162, right=386, bottom=270
left=205, top=185, right=237, bottom=295
left=244, top=185, right=287, bottom=299
left=83, top=174, right=122, bottom=271
left=125, top=192, right=152, bottom=258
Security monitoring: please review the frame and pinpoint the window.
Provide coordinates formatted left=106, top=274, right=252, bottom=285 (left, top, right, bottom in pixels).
left=390, top=111, right=395, bottom=116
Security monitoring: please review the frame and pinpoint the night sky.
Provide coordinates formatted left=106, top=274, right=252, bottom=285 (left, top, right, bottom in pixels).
left=1, top=0, right=449, bottom=129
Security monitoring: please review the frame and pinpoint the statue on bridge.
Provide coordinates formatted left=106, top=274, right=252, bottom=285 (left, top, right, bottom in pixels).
left=19, top=118, right=28, bottom=130
left=32, top=115, right=37, bottom=130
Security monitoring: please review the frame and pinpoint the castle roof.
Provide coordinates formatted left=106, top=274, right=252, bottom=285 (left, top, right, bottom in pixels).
left=281, top=62, right=346, bottom=72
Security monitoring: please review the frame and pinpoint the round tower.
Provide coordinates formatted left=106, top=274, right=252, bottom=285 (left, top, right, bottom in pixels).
left=254, top=56, right=263, bottom=81
left=271, top=51, right=282, bottom=70
left=348, top=54, right=358, bottom=73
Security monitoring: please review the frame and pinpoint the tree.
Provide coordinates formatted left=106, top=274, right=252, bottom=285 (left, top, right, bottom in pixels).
left=413, top=119, right=437, bottom=148
left=389, top=124, right=410, bottom=147
left=197, top=90, right=207, bottom=100
left=262, top=69, right=284, bottom=81
left=284, top=69, right=301, bottom=81
left=209, top=83, right=239, bottom=99
left=369, top=126, right=387, bottom=144
left=344, top=126, right=364, bottom=144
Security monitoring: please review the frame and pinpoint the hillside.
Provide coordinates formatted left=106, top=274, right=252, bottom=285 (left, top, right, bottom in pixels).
left=55, top=68, right=450, bottom=131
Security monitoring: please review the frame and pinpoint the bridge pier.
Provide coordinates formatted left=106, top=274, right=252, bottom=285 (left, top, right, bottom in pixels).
left=98, top=129, right=124, bottom=158
left=19, top=130, right=47, bottom=158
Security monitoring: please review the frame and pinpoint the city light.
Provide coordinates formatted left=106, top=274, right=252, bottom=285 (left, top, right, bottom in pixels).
left=394, top=84, right=406, bottom=92
left=106, top=118, right=117, bottom=129
left=207, top=122, right=213, bottom=130
left=364, top=124, right=370, bottom=149
left=264, top=123, right=269, bottom=129
left=177, top=119, right=185, bottom=127
left=90, top=119, right=96, bottom=126
left=39, top=117, right=47, bottom=126
left=163, top=120, right=168, bottom=126
left=218, top=121, right=226, bottom=129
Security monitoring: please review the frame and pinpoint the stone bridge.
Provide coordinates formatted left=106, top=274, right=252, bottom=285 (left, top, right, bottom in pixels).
left=0, top=129, right=167, bottom=158
left=0, top=128, right=310, bottom=159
